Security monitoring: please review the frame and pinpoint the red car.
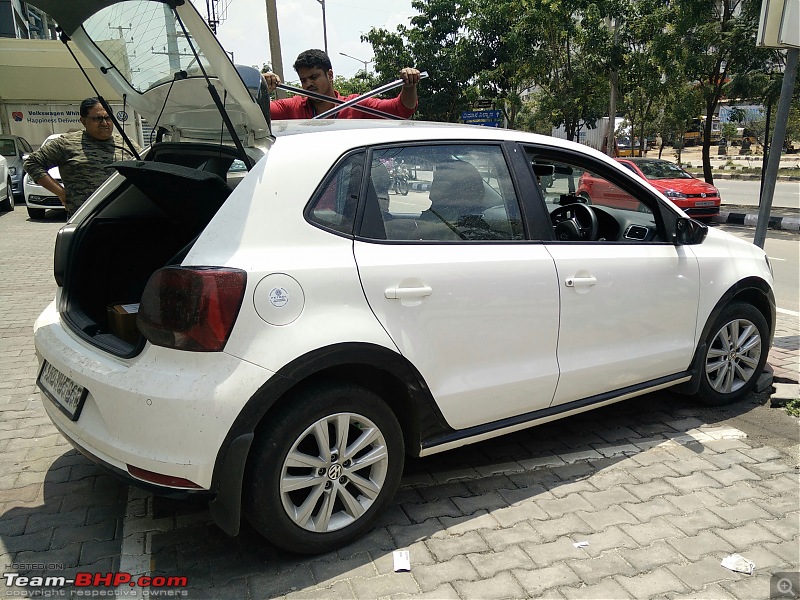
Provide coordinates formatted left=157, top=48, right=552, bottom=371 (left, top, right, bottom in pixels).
left=577, top=158, right=721, bottom=220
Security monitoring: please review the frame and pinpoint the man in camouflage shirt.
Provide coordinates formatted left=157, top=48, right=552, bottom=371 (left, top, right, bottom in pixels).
left=24, top=97, right=141, bottom=216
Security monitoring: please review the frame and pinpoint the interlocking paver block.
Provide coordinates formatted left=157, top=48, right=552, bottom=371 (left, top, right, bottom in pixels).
left=528, top=513, right=593, bottom=543
left=513, top=562, right=580, bottom=597
left=561, top=578, right=633, bottom=599
left=668, top=554, right=738, bottom=591
left=480, top=522, right=541, bottom=550
left=620, top=516, right=687, bottom=546
left=536, top=493, right=594, bottom=518
left=491, top=500, right=549, bottom=527
left=710, top=501, right=773, bottom=526
left=350, top=573, right=420, bottom=598
left=624, top=496, right=685, bottom=523
left=410, top=555, right=479, bottom=592
left=467, top=545, right=533, bottom=578
left=579, top=487, right=639, bottom=511
left=309, top=554, right=376, bottom=585
left=761, top=512, right=800, bottom=541
left=667, top=530, right=735, bottom=561
left=618, top=540, right=688, bottom=572
left=284, top=580, right=355, bottom=600
left=615, top=567, right=689, bottom=598
left=566, top=550, right=637, bottom=584
left=452, top=491, right=508, bottom=516
left=452, top=571, right=526, bottom=600
left=403, top=498, right=461, bottom=523
left=522, top=537, right=588, bottom=568
left=716, top=522, right=782, bottom=548
left=440, top=510, right=501, bottom=536
left=425, top=531, right=488, bottom=562
left=708, top=482, right=766, bottom=505
left=388, top=520, right=442, bottom=549
left=577, top=505, right=640, bottom=531
left=392, top=583, right=460, bottom=599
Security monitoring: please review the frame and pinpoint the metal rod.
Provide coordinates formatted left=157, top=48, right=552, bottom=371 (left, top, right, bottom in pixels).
left=274, top=83, right=403, bottom=120
left=313, top=71, right=428, bottom=119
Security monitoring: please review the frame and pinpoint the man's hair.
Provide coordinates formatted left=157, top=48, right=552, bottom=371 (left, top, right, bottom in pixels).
left=80, top=97, right=102, bottom=117
left=293, top=49, right=332, bottom=72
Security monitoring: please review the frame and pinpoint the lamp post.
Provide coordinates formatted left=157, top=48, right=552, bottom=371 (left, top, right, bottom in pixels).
left=316, top=0, right=328, bottom=55
left=339, top=52, right=373, bottom=74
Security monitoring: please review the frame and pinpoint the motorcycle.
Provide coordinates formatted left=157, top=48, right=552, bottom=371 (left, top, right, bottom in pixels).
left=389, top=163, right=410, bottom=195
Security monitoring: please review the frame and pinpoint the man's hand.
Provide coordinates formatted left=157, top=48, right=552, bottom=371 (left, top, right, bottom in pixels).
left=399, top=68, right=421, bottom=88
left=261, top=71, right=281, bottom=93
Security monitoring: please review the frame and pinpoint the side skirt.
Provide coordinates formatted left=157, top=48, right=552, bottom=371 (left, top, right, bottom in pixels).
left=419, top=373, right=691, bottom=457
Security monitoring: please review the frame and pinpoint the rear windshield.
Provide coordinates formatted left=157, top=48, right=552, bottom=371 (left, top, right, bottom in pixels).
left=83, top=0, right=215, bottom=94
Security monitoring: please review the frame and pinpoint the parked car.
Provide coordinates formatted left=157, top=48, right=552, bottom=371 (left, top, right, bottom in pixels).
left=0, top=154, right=11, bottom=211
left=0, top=133, right=35, bottom=202
left=577, top=158, right=721, bottom=221
left=32, top=0, right=775, bottom=555
left=23, top=133, right=65, bottom=219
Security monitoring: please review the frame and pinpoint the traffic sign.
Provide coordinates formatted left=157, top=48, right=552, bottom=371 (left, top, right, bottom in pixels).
left=461, top=110, right=502, bottom=121
left=473, top=98, right=494, bottom=109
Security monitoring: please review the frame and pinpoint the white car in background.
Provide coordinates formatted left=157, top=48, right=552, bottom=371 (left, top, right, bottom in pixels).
left=32, top=0, right=776, bottom=555
left=0, top=154, right=11, bottom=212
left=24, top=133, right=65, bottom=219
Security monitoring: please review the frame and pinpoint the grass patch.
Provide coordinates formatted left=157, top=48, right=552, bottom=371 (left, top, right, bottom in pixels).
left=786, top=398, right=800, bottom=418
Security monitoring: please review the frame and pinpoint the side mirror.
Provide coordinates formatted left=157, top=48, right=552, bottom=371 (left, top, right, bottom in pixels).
left=675, top=217, right=708, bottom=245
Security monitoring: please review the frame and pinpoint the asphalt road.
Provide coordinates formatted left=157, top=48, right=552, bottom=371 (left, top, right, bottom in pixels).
left=715, top=180, right=799, bottom=210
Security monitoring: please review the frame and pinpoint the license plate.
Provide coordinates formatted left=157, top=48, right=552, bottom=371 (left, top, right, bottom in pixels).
left=695, top=200, right=715, bottom=207
left=37, top=361, right=87, bottom=421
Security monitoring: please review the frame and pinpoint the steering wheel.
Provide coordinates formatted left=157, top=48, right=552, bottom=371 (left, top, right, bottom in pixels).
left=550, top=203, right=599, bottom=241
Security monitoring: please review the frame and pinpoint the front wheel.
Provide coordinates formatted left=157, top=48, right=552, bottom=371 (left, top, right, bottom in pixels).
left=244, top=382, right=404, bottom=554
left=397, top=178, right=409, bottom=195
left=694, top=302, right=769, bottom=406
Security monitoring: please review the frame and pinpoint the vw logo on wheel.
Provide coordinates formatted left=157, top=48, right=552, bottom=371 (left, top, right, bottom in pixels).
left=327, top=464, right=343, bottom=480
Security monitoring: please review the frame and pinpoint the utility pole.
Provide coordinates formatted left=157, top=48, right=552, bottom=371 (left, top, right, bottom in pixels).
left=265, top=0, right=286, bottom=99
left=605, top=17, right=618, bottom=157
left=316, top=0, right=328, bottom=55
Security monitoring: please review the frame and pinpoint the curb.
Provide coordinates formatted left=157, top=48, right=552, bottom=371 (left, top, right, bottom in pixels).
left=713, top=211, right=800, bottom=231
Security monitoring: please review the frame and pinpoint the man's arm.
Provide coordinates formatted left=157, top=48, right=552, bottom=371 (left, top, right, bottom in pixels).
left=22, top=136, right=69, bottom=207
left=398, top=68, right=421, bottom=111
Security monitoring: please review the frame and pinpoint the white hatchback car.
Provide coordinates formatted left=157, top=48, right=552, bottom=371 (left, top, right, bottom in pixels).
left=32, top=0, right=775, bottom=554
left=0, top=154, right=11, bottom=212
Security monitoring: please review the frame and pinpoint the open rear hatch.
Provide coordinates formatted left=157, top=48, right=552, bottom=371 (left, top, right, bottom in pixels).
left=30, top=0, right=273, bottom=355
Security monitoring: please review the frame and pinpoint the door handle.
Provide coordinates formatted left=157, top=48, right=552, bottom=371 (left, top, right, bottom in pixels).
left=385, top=285, right=433, bottom=299
left=565, top=276, right=597, bottom=288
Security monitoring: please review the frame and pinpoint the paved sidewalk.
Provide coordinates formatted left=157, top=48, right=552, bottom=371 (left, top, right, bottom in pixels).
left=0, top=206, right=797, bottom=600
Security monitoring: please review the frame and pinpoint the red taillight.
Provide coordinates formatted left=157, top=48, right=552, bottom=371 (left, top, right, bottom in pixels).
left=127, top=465, right=202, bottom=489
left=137, top=267, right=247, bottom=352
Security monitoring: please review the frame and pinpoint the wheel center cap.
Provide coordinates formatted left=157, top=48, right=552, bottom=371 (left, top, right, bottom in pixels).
left=327, top=464, right=342, bottom=480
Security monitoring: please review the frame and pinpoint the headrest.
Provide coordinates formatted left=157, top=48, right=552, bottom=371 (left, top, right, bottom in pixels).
left=429, top=161, right=484, bottom=207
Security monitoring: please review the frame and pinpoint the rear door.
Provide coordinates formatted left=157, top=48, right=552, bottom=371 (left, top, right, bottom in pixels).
left=353, top=143, right=560, bottom=430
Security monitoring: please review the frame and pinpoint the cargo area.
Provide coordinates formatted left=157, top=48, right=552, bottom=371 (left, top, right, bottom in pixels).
left=56, top=143, right=253, bottom=356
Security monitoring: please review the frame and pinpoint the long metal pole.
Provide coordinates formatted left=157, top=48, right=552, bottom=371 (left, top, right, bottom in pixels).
left=317, top=0, right=328, bottom=55
left=754, top=48, right=798, bottom=248
left=313, top=72, right=429, bottom=119
left=265, top=0, right=286, bottom=99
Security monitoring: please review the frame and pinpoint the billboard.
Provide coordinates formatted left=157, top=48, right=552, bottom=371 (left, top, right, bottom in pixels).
left=4, top=103, right=136, bottom=147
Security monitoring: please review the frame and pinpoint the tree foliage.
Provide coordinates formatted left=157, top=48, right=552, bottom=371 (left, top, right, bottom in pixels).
left=350, top=0, right=796, bottom=173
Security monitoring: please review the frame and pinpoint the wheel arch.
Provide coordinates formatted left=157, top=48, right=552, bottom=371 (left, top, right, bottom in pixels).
left=675, top=276, right=775, bottom=395
left=207, top=342, right=452, bottom=535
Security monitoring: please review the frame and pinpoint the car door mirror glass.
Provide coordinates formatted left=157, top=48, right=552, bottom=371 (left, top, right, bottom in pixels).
left=675, top=217, right=708, bottom=245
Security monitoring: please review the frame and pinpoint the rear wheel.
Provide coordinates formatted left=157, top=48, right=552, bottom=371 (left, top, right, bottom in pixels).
left=694, top=302, right=769, bottom=405
left=244, top=382, right=404, bottom=554
left=27, top=206, right=46, bottom=219
left=0, top=180, right=12, bottom=211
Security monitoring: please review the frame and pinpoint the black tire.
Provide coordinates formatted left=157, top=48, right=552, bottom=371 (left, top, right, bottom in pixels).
left=0, top=180, right=12, bottom=211
left=244, top=381, right=404, bottom=554
left=398, top=179, right=409, bottom=195
left=27, top=206, right=46, bottom=219
left=694, top=302, right=769, bottom=406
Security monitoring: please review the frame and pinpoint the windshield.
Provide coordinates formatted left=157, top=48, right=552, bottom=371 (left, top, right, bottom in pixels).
left=82, top=1, right=215, bottom=94
left=0, top=139, right=15, bottom=156
left=635, top=160, right=692, bottom=180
